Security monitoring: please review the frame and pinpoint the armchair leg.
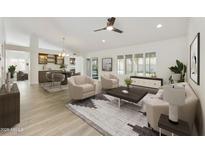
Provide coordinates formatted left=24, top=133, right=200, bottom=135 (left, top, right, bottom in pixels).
left=148, top=122, right=151, bottom=128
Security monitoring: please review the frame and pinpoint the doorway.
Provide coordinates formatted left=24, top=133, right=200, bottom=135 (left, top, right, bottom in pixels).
left=92, top=58, right=98, bottom=79
left=6, top=50, right=30, bottom=83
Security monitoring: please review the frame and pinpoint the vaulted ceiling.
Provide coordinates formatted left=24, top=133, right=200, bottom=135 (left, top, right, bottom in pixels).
left=3, top=17, right=189, bottom=53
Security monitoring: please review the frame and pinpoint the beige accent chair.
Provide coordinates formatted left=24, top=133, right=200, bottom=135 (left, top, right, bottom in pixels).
left=68, top=75, right=96, bottom=100
left=145, top=82, right=198, bottom=135
left=46, top=72, right=53, bottom=87
left=52, top=73, right=65, bottom=88
left=101, top=73, right=119, bottom=90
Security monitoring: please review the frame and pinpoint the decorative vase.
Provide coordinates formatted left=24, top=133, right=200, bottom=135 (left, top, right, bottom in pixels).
left=6, top=72, right=11, bottom=93
left=172, top=73, right=181, bottom=83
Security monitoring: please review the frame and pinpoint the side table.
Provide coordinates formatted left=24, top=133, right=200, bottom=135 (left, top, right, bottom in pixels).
left=158, top=114, right=191, bottom=136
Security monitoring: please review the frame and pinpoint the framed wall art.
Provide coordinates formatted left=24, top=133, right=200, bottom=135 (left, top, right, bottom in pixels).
left=102, top=58, right=112, bottom=71
left=190, top=33, right=200, bottom=85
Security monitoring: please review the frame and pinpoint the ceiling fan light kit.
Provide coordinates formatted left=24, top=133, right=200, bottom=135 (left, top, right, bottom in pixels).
left=106, top=26, right=114, bottom=31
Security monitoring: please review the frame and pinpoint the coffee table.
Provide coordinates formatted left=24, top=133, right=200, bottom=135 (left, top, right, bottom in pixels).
left=106, top=86, right=148, bottom=108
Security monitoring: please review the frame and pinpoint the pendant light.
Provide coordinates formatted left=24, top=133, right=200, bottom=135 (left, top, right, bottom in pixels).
left=58, top=37, right=69, bottom=57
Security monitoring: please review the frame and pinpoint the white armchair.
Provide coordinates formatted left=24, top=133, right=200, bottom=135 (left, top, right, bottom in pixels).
left=145, top=83, right=198, bottom=134
left=68, top=75, right=96, bottom=100
left=101, top=73, right=119, bottom=90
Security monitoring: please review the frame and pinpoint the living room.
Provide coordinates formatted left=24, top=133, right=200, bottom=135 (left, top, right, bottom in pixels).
left=0, top=17, right=204, bottom=136
left=1, top=0, right=205, bottom=153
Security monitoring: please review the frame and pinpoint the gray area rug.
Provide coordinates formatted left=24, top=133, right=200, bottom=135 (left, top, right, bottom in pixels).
left=66, top=93, right=158, bottom=136
left=41, top=83, right=68, bottom=93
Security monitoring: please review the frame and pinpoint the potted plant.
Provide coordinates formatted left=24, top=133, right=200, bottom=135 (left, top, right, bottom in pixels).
left=124, top=78, right=132, bottom=89
left=169, top=60, right=187, bottom=83
left=8, top=65, right=17, bottom=78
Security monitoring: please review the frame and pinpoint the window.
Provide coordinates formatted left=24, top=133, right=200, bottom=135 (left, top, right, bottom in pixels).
left=134, top=53, right=144, bottom=76
left=145, top=52, right=157, bottom=77
left=125, top=54, right=133, bottom=74
left=117, top=55, right=124, bottom=75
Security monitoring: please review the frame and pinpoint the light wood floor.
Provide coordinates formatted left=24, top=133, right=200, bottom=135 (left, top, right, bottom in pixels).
left=0, top=81, right=101, bottom=136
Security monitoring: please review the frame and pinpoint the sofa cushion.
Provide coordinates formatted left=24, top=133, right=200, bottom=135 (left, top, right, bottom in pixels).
left=80, top=84, right=94, bottom=92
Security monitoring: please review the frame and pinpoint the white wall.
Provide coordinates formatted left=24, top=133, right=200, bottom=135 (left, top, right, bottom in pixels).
left=0, top=44, right=3, bottom=86
left=84, top=37, right=187, bottom=85
left=0, top=19, right=3, bottom=86
left=0, top=18, right=6, bottom=86
left=75, top=56, right=84, bottom=73
left=187, top=18, right=205, bottom=135
left=5, top=35, right=70, bottom=84
left=5, top=37, right=84, bottom=84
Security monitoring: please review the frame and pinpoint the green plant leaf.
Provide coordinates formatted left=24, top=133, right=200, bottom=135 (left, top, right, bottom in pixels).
left=183, top=65, right=187, bottom=73
left=169, top=60, right=187, bottom=83
left=169, top=66, right=180, bottom=73
left=124, top=78, right=132, bottom=86
left=176, top=60, right=183, bottom=72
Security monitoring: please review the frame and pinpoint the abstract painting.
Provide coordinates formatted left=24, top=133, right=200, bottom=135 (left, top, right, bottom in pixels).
left=190, top=33, right=200, bottom=85
left=102, top=58, right=112, bottom=71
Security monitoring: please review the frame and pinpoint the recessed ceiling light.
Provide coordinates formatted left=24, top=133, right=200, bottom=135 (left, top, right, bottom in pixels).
left=156, top=24, right=163, bottom=28
left=102, top=39, right=106, bottom=43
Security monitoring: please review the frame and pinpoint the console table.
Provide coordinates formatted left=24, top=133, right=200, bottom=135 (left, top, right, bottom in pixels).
left=0, top=83, right=20, bottom=128
left=158, top=114, right=191, bottom=136
left=130, top=76, right=163, bottom=89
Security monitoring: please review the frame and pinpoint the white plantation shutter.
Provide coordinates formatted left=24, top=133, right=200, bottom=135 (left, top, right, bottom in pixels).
left=117, top=55, right=124, bottom=75
left=125, top=54, right=133, bottom=74
left=134, top=53, right=144, bottom=76
left=145, top=52, right=157, bottom=77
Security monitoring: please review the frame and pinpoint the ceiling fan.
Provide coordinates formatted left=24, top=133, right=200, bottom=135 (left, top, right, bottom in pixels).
left=94, top=17, right=123, bottom=34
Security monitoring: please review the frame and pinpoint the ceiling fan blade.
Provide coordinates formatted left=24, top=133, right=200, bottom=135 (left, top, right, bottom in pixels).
left=94, top=27, right=106, bottom=32
left=113, top=28, right=123, bottom=33
left=107, top=17, right=116, bottom=26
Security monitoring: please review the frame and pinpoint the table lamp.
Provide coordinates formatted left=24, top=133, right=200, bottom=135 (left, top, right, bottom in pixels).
left=163, top=85, right=185, bottom=124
